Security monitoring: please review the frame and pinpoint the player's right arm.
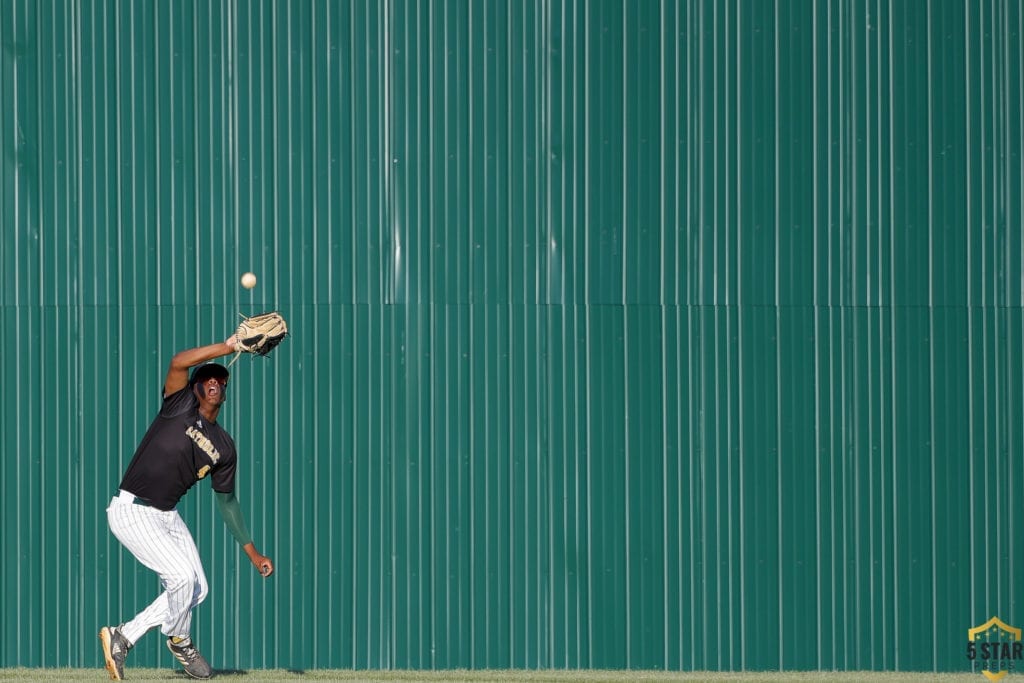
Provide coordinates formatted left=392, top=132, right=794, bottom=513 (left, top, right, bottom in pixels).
left=163, top=336, right=239, bottom=397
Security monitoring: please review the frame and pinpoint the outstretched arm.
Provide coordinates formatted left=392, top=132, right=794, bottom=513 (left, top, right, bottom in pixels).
left=163, top=335, right=239, bottom=397
left=215, top=490, right=274, bottom=577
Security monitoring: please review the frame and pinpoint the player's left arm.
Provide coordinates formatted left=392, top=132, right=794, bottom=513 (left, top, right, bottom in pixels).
left=214, top=490, right=274, bottom=577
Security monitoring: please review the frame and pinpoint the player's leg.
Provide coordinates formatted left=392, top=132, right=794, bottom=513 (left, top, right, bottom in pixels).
left=161, top=510, right=210, bottom=637
left=106, top=498, right=213, bottom=679
left=101, top=495, right=169, bottom=680
left=105, top=499, right=206, bottom=643
left=162, top=511, right=214, bottom=678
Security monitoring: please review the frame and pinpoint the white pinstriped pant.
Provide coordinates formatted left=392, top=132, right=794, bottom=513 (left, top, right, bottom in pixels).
left=106, top=492, right=209, bottom=644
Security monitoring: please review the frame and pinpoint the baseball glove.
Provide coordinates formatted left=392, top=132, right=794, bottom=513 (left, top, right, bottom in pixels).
left=234, top=311, right=288, bottom=357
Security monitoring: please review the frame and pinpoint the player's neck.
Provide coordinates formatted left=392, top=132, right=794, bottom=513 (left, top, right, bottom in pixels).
left=198, top=406, right=220, bottom=423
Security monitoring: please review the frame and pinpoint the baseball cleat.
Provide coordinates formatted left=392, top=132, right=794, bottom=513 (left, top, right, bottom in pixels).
left=167, top=636, right=213, bottom=679
left=99, top=625, right=131, bottom=680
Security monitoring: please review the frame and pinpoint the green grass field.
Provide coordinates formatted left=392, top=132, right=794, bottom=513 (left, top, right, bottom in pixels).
left=0, top=670, right=995, bottom=683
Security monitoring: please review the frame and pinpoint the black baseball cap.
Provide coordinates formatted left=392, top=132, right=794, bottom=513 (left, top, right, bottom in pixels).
left=190, top=363, right=230, bottom=385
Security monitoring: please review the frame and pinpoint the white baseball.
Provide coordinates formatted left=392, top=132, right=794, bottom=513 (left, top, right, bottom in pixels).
left=241, top=272, right=257, bottom=289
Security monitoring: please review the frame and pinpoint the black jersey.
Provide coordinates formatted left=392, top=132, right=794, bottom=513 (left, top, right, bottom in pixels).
left=119, top=385, right=238, bottom=511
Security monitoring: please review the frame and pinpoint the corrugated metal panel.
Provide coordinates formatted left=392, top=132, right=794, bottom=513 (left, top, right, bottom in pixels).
left=1, top=0, right=1022, bottom=673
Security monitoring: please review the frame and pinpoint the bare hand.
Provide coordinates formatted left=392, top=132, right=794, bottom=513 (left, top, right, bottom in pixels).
left=242, top=542, right=274, bottom=577
left=251, top=554, right=274, bottom=578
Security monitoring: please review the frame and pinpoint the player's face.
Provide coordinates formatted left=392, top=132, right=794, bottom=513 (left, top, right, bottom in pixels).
left=197, top=376, right=228, bottom=404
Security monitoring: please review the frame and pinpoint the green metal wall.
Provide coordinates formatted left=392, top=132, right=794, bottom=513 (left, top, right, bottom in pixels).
left=1, top=0, right=1022, bottom=673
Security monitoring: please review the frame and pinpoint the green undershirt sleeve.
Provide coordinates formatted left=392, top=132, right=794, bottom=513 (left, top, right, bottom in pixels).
left=214, top=490, right=253, bottom=547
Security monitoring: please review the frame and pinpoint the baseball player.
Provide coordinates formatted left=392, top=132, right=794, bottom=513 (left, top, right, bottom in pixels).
left=99, top=328, right=279, bottom=680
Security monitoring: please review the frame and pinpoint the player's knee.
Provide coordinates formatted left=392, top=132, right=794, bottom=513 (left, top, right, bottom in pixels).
left=164, top=569, right=205, bottom=600
left=163, top=571, right=192, bottom=594
left=194, top=575, right=209, bottom=605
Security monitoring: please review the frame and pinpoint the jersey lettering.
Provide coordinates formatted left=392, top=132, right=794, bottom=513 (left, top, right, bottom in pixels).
left=185, top=426, right=222, bottom=465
